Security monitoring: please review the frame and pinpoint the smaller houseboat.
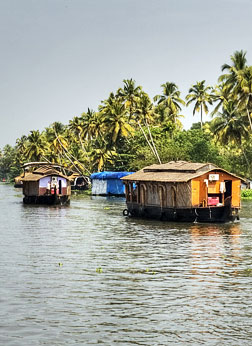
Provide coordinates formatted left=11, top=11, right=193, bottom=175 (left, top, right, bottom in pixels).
left=21, top=163, right=71, bottom=205
left=14, top=174, right=24, bottom=188
left=91, top=171, right=134, bottom=196
left=121, top=161, right=242, bottom=223
left=68, top=173, right=90, bottom=191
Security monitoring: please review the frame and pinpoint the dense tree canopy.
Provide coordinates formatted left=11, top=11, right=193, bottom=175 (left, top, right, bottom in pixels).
left=1, top=50, right=252, bottom=181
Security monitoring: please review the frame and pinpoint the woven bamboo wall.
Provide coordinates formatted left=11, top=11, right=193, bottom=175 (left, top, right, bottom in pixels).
left=23, top=181, right=39, bottom=196
left=140, top=181, right=191, bottom=208
left=176, top=182, right=192, bottom=207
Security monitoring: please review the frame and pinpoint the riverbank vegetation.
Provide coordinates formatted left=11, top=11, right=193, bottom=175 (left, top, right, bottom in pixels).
left=241, top=189, right=252, bottom=199
left=1, top=50, right=252, bottom=182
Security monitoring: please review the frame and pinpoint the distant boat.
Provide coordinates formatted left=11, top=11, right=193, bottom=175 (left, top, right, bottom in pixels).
left=14, top=174, right=24, bottom=188
left=68, top=173, right=90, bottom=191
left=20, top=162, right=71, bottom=205
left=121, top=161, right=243, bottom=223
left=90, top=171, right=134, bottom=196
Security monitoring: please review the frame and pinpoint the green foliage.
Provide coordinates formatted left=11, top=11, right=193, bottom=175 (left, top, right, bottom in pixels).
left=2, top=53, right=252, bottom=179
left=241, top=189, right=252, bottom=198
left=0, top=145, right=21, bottom=181
left=186, top=80, right=215, bottom=128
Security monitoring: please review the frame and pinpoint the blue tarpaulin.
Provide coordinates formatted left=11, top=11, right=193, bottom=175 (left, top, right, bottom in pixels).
left=90, top=171, right=134, bottom=180
left=90, top=171, right=134, bottom=195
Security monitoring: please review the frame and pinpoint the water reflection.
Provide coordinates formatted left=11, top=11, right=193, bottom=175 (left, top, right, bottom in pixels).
left=189, top=224, right=242, bottom=278
left=1, top=185, right=252, bottom=345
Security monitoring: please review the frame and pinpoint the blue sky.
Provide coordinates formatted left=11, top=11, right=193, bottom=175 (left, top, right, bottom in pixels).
left=0, top=0, right=252, bottom=148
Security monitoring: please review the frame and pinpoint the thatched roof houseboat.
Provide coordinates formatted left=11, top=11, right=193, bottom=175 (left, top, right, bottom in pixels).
left=14, top=174, right=24, bottom=188
left=121, top=161, right=242, bottom=223
left=21, top=163, right=71, bottom=204
left=68, top=173, right=90, bottom=191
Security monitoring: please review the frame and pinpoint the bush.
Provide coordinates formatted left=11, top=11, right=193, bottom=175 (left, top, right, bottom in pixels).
left=241, top=189, right=252, bottom=198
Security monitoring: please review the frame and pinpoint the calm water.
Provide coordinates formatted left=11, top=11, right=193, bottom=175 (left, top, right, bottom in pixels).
left=0, top=183, right=252, bottom=345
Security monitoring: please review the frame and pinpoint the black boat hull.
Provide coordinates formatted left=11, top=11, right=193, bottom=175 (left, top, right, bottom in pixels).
left=23, top=195, right=70, bottom=205
left=125, top=203, right=239, bottom=223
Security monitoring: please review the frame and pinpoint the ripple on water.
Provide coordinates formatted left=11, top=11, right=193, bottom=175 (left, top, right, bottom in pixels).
left=0, top=185, right=252, bottom=345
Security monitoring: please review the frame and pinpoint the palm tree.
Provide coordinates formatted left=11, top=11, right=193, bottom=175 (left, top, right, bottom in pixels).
left=117, top=79, right=142, bottom=119
left=43, top=123, right=67, bottom=164
left=211, top=100, right=250, bottom=170
left=81, top=108, right=103, bottom=141
left=219, top=50, right=247, bottom=94
left=211, top=101, right=249, bottom=145
left=154, top=82, right=185, bottom=125
left=16, top=135, right=28, bottom=163
left=186, top=80, right=214, bottom=128
left=24, top=130, right=47, bottom=162
left=211, top=83, right=230, bottom=116
left=218, top=51, right=252, bottom=131
left=236, top=65, right=252, bottom=131
left=69, top=116, right=86, bottom=151
left=89, top=139, right=117, bottom=171
left=101, top=99, right=135, bottom=145
left=99, top=92, right=117, bottom=110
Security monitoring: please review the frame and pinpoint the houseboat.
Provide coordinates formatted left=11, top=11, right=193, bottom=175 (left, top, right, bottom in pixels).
left=21, top=162, right=71, bottom=205
left=121, top=161, right=242, bottom=223
left=68, top=173, right=90, bottom=191
left=91, top=171, right=134, bottom=196
left=14, top=174, right=24, bottom=188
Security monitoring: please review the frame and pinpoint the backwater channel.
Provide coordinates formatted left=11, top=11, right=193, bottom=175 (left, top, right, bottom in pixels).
left=0, top=183, right=252, bottom=345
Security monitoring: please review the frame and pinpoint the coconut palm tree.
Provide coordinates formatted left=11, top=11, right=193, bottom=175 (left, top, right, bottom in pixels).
left=186, top=80, right=214, bottom=128
left=211, top=101, right=249, bottom=145
left=218, top=51, right=252, bottom=131
left=89, top=139, right=117, bottom=172
left=236, top=65, right=252, bottom=131
left=154, top=82, right=185, bottom=126
left=101, top=99, right=135, bottom=146
left=16, top=135, right=28, bottom=163
left=117, top=79, right=142, bottom=119
left=68, top=116, right=86, bottom=151
left=81, top=108, right=103, bottom=141
left=211, top=100, right=250, bottom=170
left=99, top=92, right=117, bottom=110
left=211, top=83, right=230, bottom=116
left=219, top=50, right=247, bottom=94
left=24, top=130, right=48, bottom=162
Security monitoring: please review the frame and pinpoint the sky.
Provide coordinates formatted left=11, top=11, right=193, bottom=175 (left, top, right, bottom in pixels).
left=0, top=0, right=252, bottom=148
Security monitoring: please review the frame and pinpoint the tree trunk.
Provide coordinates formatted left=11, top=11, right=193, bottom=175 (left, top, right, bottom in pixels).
left=144, top=119, right=161, bottom=164
left=241, top=144, right=251, bottom=176
left=55, top=132, right=91, bottom=175
left=246, top=107, right=252, bottom=131
left=137, top=121, right=158, bottom=160
left=200, top=104, right=203, bottom=129
left=79, top=133, right=87, bottom=153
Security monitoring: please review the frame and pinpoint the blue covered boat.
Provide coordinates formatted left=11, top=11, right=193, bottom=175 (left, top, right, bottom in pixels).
left=90, top=171, right=134, bottom=196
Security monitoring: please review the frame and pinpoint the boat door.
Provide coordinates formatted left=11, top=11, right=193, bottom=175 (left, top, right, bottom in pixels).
left=59, top=180, right=62, bottom=194
left=224, top=180, right=232, bottom=204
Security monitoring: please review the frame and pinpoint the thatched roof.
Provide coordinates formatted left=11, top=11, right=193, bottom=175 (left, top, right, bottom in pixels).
left=21, top=166, right=68, bottom=182
left=14, top=174, right=25, bottom=183
left=121, top=161, right=242, bottom=183
left=68, top=173, right=80, bottom=182
left=22, top=162, right=61, bottom=168
left=143, top=161, right=217, bottom=173
left=32, top=166, right=61, bottom=175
